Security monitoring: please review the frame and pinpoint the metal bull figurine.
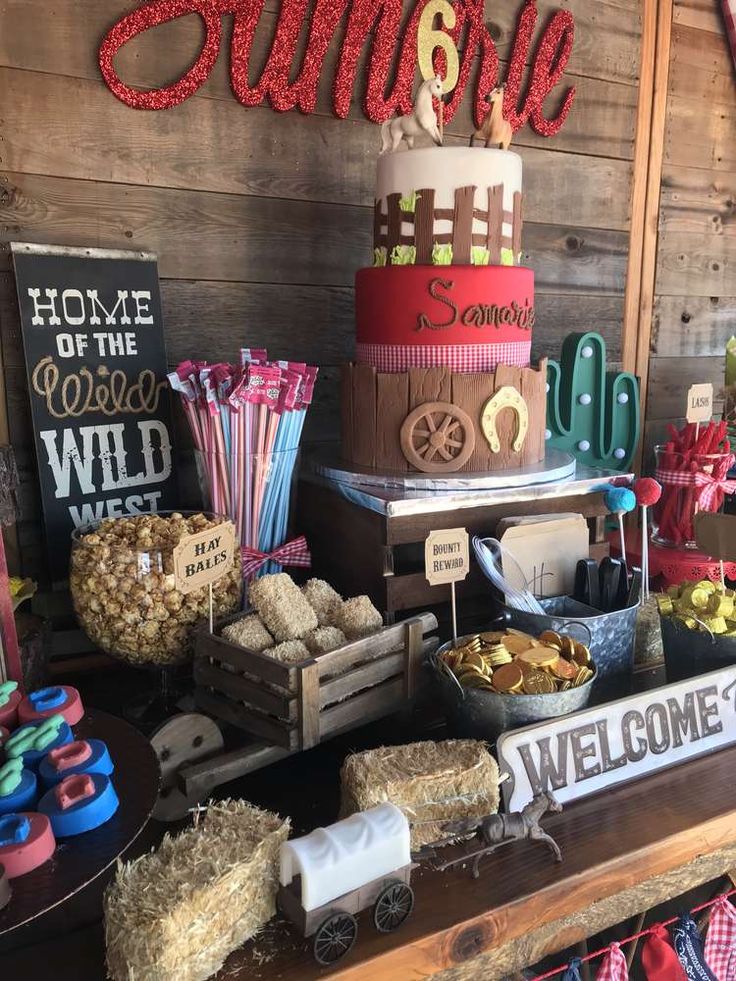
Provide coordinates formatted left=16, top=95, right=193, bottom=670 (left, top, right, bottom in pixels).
left=426, top=793, right=563, bottom=879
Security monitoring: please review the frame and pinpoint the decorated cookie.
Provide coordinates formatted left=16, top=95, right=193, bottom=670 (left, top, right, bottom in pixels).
left=39, top=739, right=114, bottom=789
left=38, top=773, right=119, bottom=837
left=0, top=759, right=38, bottom=816
left=4, top=716, right=73, bottom=771
left=0, top=813, right=55, bottom=878
left=18, top=685, right=84, bottom=727
left=0, top=682, right=22, bottom=732
left=0, top=862, right=9, bottom=909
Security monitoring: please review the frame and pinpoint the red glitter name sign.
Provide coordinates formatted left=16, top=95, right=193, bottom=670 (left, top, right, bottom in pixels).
left=99, top=0, right=575, bottom=134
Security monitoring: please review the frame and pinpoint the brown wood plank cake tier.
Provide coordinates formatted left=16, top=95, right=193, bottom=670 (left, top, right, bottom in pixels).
left=341, top=361, right=547, bottom=474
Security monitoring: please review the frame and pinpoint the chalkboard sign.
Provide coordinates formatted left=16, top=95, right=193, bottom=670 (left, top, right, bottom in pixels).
left=11, top=244, right=178, bottom=583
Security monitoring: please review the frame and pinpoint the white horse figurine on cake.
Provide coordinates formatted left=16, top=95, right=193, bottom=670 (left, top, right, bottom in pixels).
left=380, top=76, right=444, bottom=153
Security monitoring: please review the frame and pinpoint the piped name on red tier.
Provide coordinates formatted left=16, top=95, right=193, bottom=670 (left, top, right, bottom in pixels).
left=98, top=0, right=575, bottom=135
left=416, top=277, right=535, bottom=332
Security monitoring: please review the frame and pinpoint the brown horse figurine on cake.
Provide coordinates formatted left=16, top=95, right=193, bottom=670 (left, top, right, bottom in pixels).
left=472, top=84, right=513, bottom=150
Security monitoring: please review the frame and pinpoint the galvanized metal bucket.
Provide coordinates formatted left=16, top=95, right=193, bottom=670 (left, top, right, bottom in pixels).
left=498, top=595, right=639, bottom=702
left=430, top=634, right=595, bottom=744
left=662, top=616, right=736, bottom=683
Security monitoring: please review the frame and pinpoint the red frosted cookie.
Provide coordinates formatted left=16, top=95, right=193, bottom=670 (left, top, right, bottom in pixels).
left=18, top=686, right=84, bottom=727
left=0, top=813, right=56, bottom=879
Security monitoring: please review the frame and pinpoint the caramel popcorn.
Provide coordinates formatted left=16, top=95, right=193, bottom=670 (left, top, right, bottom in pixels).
left=70, top=513, right=242, bottom=665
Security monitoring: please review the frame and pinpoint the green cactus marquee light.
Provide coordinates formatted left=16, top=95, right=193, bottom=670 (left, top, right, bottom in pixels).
left=546, top=332, right=640, bottom=472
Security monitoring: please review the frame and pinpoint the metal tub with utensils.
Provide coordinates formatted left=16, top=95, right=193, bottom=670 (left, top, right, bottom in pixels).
left=498, top=594, right=639, bottom=702
left=472, top=538, right=641, bottom=704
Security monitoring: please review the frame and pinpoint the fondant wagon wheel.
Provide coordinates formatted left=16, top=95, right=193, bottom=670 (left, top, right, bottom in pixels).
left=400, top=402, right=476, bottom=473
left=149, top=713, right=224, bottom=822
left=313, top=911, right=358, bottom=965
left=373, top=879, right=414, bottom=933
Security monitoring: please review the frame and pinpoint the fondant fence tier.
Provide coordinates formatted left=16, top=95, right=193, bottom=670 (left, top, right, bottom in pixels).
left=341, top=361, right=546, bottom=474
left=374, top=185, right=523, bottom=264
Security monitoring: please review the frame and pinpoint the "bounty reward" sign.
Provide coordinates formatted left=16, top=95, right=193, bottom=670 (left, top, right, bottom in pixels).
left=497, top=666, right=736, bottom=811
left=11, top=244, right=178, bottom=583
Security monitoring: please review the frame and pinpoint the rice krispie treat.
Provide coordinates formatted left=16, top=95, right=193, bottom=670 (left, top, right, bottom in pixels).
left=304, top=626, right=347, bottom=655
left=265, top=640, right=311, bottom=664
left=247, top=574, right=317, bottom=641
left=301, top=579, right=343, bottom=626
left=221, top=614, right=273, bottom=653
left=334, top=596, right=383, bottom=640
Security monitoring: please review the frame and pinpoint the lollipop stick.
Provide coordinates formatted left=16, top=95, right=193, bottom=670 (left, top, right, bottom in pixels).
left=617, top=513, right=627, bottom=566
left=721, top=559, right=726, bottom=590
left=641, top=505, right=648, bottom=600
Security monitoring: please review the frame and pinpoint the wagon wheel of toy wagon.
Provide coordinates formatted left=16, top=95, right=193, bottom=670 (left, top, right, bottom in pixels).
left=400, top=401, right=476, bottom=473
left=149, top=713, right=224, bottom=822
left=373, top=880, right=415, bottom=933
left=313, top=911, right=358, bottom=965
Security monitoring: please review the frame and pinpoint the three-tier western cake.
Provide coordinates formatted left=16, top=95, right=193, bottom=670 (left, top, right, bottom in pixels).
left=342, top=145, right=547, bottom=475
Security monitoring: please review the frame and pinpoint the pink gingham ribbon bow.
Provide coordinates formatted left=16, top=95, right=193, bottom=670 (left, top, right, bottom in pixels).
left=695, top=470, right=736, bottom=511
left=596, top=943, right=628, bottom=980
left=241, top=535, right=311, bottom=579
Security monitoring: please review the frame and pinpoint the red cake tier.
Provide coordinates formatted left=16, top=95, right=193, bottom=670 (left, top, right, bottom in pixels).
left=355, top=265, right=534, bottom=373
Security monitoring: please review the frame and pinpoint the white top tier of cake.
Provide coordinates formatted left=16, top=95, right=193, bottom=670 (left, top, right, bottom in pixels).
left=376, top=147, right=522, bottom=216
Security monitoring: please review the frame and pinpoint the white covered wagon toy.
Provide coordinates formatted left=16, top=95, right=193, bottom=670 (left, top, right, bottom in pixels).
left=278, top=802, right=416, bottom=965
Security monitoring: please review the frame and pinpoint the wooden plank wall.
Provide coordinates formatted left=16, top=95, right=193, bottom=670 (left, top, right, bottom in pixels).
left=645, top=0, right=736, bottom=462
left=0, top=0, right=642, bottom=581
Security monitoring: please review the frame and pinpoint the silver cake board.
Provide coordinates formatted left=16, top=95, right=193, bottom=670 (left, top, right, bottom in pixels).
left=311, top=447, right=576, bottom=492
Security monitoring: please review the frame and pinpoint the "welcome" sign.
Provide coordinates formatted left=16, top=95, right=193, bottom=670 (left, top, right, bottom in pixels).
left=497, top=666, right=736, bottom=811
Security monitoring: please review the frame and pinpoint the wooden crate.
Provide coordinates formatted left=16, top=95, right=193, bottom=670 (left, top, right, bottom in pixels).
left=193, top=612, right=438, bottom=751
left=297, top=478, right=616, bottom=622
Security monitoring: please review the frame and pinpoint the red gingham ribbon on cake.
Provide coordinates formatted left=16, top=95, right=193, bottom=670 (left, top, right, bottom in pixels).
left=241, top=535, right=311, bottom=578
left=596, top=943, right=628, bottom=980
left=356, top=340, right=531, bottom=374
left=705, top=896, right=736, bottom=979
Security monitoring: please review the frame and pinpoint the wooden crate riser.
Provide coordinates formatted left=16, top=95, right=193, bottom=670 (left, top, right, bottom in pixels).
left=193, top=614, right=437, bottom=750
left=342, top=362, right=547, bottom=473
left=193, top=645, right=408, bottom=723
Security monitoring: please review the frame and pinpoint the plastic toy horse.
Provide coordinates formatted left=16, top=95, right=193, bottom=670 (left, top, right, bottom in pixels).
left=472, top=84, right=513, bottom=150
left=380, top=76, right=444, bottom=153
left=431, top=793, right=563, bottom=879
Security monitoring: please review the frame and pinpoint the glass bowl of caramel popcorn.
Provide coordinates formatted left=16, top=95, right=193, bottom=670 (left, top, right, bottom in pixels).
left=70, top=512, right=242, bottom=666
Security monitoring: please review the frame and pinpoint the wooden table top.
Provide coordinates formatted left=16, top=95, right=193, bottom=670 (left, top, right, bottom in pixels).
left=215, top=742, right=736, bottom=981
left=6, top=679, right=736, bottom=981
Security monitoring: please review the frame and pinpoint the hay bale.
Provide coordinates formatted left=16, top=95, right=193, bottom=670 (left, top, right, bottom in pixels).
left=340, top=740, right=499, bottom=848
left=104, top=799, right=289, bottom=981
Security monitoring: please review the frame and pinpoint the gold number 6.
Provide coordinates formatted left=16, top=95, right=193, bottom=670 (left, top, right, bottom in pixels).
left=417, top=0, right=460, bottom=95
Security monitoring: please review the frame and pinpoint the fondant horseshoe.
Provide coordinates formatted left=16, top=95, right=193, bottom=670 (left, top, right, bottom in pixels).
left=480, top=386, right=529, bottom=453
left=400, top=402, right=476, bottom=473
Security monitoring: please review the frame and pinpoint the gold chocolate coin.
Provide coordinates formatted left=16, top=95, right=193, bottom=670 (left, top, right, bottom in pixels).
left=523, top=670, right=556, bottom=695
left=500, top=634, right=532, bottom=655
left=551, top=656, right=577, bottom=681
left=461, top=673, right=494, bottom=689
left=572, top=643, right=591, bottom=666
left=539, top=630, right=563, bottom=649
left=560, top=636, right=576, bottom=659
left=573, top=666, right=592, bottom=687
left=479, top=631, right=505, bottom=644
left=464, top=650, right=488, bottom=673
left=492, top=662, right=525, bottom=693
left=517, top=647, right=559, bottom=669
